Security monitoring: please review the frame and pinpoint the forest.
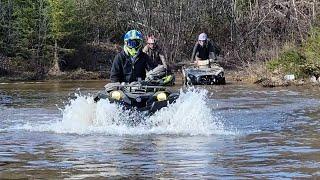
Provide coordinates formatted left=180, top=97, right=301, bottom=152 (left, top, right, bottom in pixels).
left=0, top=0, right=319, bottom=80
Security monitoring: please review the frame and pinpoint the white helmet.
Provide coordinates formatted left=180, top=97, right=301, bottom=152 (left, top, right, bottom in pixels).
left=198, top=33, right=207, bottom=41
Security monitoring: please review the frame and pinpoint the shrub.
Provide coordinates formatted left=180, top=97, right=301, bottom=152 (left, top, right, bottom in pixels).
left=266, top=27, right=320, bottom=79
left=302, top=28, right=320, bottom=78
left=266, top=49, right=305, bottom=77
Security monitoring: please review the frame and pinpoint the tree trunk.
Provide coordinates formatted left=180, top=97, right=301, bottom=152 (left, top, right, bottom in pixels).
left=48, top=40, right=62, bottom=76
left=292, top=0, right=304, bottom=42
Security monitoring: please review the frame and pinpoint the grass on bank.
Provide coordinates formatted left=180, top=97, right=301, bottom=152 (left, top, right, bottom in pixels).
left=240, top=27, right=320, bottom=87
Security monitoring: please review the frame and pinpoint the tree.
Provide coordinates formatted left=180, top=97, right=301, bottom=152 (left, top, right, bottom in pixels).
left=1, top=0, right=51, bottom=75
left=48, top=0, right=77, bottom=75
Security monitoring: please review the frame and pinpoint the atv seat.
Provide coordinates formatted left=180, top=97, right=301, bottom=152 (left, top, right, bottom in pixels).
left=196, top=59, right=210, bottom=69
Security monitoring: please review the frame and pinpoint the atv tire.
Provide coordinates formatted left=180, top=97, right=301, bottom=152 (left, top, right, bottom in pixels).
left=183, top=76, right=187, bottom=86
left=218, top=77, right=226, bottom=85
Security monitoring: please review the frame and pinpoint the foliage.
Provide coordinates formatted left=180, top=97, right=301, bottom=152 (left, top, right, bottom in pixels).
left=0, top=0, right=319, bottom=79
left=304, top=28, right=320, bottom=64
left=267, top=49, right=305, bottom=76
left=0, top=0, right=52, bottom=71
left=301, top=27, right=320, bottom=77
left=267, top=28, right=320, bottom=78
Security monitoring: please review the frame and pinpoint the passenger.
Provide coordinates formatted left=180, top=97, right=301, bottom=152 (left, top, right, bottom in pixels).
left=142, top=35, right=167, bottom=69
left=110, top=30, right=155, bottom=83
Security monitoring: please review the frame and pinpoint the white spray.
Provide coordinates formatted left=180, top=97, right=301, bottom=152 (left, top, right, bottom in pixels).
left=20, top=88, right=231, bottom=136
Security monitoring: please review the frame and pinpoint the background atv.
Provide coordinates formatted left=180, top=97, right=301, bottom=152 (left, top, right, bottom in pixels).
left=182, top=60, right=226, bottom=85
left=145, top=65, right=175, bottom=86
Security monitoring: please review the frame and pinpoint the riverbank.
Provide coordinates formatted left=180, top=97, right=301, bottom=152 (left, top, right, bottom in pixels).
left=0, top=68, right=108, bottom=82
left=1, top=68, right=319, bottom=88
left=227, top=70, right=320, bottom=87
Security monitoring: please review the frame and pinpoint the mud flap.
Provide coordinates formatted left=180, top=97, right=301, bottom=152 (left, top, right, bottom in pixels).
left=216, top=77, right=226, bottom=85
left=94, top=93, right=109, bottom=102
left=149, top=101, right=168, bottom=114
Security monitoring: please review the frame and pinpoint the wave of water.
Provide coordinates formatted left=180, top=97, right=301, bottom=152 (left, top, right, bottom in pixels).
left=18, top=88, right=235, bottom=136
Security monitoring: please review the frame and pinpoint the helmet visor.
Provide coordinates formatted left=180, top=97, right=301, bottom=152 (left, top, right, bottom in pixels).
left=127, top=39, right=141, bottom=49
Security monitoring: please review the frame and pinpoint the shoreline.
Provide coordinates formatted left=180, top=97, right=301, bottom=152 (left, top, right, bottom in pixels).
left=1, top=69, right=319, bottom=88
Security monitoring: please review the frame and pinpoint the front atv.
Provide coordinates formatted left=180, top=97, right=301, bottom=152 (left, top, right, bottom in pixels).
left=94, top=82, right=179, bottom=115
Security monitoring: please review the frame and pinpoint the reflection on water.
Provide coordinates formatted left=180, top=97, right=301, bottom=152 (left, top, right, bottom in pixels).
left=1, top=81, right=320, bottom=179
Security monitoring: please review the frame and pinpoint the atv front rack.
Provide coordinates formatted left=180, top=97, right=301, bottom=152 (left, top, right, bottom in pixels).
left=105, top=84, right=168, bottom=93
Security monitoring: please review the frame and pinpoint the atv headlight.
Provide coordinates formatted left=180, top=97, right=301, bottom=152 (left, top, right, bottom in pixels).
left=156, top=92, right=167, bottom=101
left=110, top=91, right=121, bottom=100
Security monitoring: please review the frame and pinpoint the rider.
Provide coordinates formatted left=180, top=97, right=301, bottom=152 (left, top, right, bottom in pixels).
left=142, top=35, right=175, bottom=86
left=142, top=35, right=167, bottom=69
left=110, top=30, right=155, bottom=83
left=191, top=33, right=221, bottom=66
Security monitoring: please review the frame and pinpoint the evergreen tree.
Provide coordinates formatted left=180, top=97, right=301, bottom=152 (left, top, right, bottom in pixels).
left=48, top=0, right=77, bottom=75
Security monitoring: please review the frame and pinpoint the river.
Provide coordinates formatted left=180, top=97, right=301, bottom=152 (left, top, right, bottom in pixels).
left=0, top=81, right=320, bottom=179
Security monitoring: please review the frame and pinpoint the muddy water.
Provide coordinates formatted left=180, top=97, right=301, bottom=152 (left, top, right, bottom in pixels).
left=0, top=81, right=320, bottom=179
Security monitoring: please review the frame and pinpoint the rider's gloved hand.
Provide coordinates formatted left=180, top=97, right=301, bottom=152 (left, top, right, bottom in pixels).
left=209, top=58, right=217, bottom=63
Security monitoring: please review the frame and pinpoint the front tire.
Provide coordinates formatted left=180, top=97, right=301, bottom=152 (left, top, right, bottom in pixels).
left=218, top=77, right=226, bottom=85
left=183, top=76, right=188, bottom=86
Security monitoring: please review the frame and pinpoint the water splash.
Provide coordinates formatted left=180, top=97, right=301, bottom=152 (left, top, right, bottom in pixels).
left=19, top=88, right=234, bottom=136
left=146, top=88, right=224, bottom=135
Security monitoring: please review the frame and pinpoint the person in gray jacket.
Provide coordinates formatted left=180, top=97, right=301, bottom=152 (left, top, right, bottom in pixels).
left=142, top=35, right=167, bottom=68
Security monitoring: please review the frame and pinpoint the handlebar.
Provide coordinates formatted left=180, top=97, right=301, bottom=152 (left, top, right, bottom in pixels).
left=105, top=82, right=168, bottom=92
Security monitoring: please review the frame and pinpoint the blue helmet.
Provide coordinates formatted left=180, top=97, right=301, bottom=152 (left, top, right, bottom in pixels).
left=124, top=30, right=143, bottom=42
left=123, top=30, right=143, bottom=57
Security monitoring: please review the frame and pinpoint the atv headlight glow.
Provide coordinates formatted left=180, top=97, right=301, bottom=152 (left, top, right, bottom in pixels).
left=110, top=91, right=121, bottom=100
left=156, top=92, right=167, bottom=101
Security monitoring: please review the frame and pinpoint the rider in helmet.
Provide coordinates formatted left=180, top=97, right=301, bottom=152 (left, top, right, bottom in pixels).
left=110, top=30, right=155, bottom=83
left=142, top=35, right=167, bottom=69
left=191, top=33, right=221, bottom=66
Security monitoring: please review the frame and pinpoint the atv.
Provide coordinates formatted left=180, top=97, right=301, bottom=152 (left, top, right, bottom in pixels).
left=182, top=59, right=226, bottom=85
left=145, top=65, right=175, bottom=86
left=94, top=81, right=179, bottom=115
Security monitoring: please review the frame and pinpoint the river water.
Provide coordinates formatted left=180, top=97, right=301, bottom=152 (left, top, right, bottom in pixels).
left=0, top=81, right=319, bottom=179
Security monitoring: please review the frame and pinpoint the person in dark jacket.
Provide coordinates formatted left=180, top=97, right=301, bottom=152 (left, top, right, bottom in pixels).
left=191, top=33, right=221, bottom=64
left=110, top=30, right=155, bottom=83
